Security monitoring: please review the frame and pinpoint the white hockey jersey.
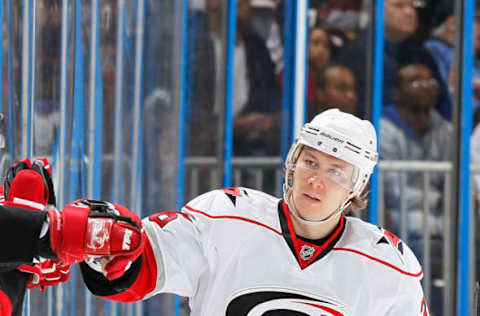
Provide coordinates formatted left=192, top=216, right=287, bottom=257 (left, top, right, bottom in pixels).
left=102, top=187, right=429, bottom=315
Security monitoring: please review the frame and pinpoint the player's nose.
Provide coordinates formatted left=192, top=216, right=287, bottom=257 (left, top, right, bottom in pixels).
left=307, top=173, right=326, bottom=190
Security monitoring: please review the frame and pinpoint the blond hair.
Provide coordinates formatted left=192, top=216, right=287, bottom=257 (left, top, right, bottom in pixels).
left=347, top=192, right=369, bottom=211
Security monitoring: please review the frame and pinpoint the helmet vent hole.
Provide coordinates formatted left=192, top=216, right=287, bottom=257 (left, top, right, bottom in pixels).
left=332, top=148, right=337, bottom=152
left=317, top=141, right=322, bottom=146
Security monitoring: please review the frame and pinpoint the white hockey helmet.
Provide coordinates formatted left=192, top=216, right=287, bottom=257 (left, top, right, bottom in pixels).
left=284, top=108, right=378, bottom=199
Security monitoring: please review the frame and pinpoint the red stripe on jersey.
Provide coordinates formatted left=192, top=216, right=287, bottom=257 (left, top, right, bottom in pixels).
left=297, top=301, right=344, bottom=316
left=105, top=232, right=158, bottom=302
left=184, top=205, right=283, bottom=235
left=332, top=247, right=423, bottom=277
left=0, top=289, right=12, bottom=316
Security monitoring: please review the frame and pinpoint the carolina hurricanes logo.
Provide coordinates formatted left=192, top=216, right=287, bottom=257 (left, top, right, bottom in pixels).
left=299, top=245, right=315, bottom=261
left=226, top=288, right=350, bottom=315
left=87, top=220, right=110, bottom=250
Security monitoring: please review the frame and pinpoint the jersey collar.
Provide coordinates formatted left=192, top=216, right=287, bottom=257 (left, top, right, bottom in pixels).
left=278, top=200, right=346, bottom=269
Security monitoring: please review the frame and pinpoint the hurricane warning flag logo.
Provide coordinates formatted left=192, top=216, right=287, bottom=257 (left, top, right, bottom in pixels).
left=226, top=288, right=349, bottom=315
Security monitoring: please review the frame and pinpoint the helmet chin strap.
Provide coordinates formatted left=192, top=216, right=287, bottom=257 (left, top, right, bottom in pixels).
left=287, top=192, right=354, bottom=227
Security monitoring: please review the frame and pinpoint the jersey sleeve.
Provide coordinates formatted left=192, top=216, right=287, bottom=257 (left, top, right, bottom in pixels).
left=0, top=205, right=46, bottom=265
left=381, top=230, right=430, bottom=315
left=81, top=190, right=220, bottom=302
left=387, top=275, right=430, bottom=315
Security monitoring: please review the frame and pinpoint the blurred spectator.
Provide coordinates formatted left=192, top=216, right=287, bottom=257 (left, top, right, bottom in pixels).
left=34, top=0, right=61, bottom=156
left=248, top=0, right=284, bottom=74
left=142, top=0, right=178, bottom=212
left=278, top=25, right=331, bottom=108
left=188, top=0, right=280, bottom=157
left=337, top=0, right=421, bottom=117
left=234, top=0, right=279, bottom=119
left=310, top=0, right=361, bottom=31
left=307, top=26, right=332, bottom=105
left=186, top=0, right=224, bottom=156
left=380, top=50, right=453, bottom=235
left=379, top=53, right=453, bottom=315
left=308, top=64, right=358, bottom=120
left=425, top=2, right=480, bottom=120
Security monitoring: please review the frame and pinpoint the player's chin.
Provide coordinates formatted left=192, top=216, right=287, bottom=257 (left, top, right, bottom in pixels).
left=297, top=209, right=325, bottom=222
left=297, top=200, right=325, bottom=219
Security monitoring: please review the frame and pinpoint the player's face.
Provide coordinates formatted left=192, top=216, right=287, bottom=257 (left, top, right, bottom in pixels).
left=291, top=147, right=353, bottom=221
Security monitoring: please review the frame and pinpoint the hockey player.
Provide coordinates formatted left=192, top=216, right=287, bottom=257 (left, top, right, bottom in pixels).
left=0, top=159, right=144, bottom=316
left=71, top=108, right=430, bottom=315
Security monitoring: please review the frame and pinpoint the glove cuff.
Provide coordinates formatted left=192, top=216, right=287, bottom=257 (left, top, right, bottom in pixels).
left=48, top=206, right=90, bottom=264
left=5, top=198, right=45, bottom=212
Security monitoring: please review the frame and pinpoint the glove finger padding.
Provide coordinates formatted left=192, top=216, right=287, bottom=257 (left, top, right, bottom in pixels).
left=4, top=159, right=31, bottom=197
left=3, top=158, right=56, bottom=211
left=103, top=254, right=137, bottom=280
left=17, top=260, right=71, bottom=291
left=17, top=264, right=43, bottom=287
left=49, top=199, right=144, bottom=265
left=30, top=158, right=56, bottom=208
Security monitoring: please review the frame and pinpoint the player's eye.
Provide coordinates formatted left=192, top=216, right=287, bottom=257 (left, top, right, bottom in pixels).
left=327, top=168, right=344, bottom=178
left=304, top=159, right=317, bottom=169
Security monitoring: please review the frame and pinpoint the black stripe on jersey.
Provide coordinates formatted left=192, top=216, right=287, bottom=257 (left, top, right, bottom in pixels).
left=279, top=203, right=296, bottom=258
left=278, top=200, right=346, bottom=269
left=226, top=290, right=342, bottom=315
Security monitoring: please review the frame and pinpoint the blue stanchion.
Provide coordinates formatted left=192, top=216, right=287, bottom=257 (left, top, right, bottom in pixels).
left=368, top=0, right=385, bottom=226
left=281, top=0, right=294, bottom=163
left=457, top=0, right=475, bottom=314
left=174, top=0, right=189, bottom=314
left=222, top=0, right=237, bottom=187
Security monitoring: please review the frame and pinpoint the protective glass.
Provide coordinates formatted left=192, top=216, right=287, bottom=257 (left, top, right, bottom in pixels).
left=294, top=157, right=358, bottom=191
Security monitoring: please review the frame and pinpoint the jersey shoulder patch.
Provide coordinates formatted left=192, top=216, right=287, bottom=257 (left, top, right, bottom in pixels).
left=339, top=218, right=423, bottom=279
left=221, top=187, right=248, bottom=206
left=182, top=188, right=281, bottom=229
left=183, top=188, right=244, bottom=214
left=148, top=211, right=192, bottom=228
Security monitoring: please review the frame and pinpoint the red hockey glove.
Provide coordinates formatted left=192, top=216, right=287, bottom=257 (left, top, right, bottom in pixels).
left=17, top=260, right=71, bottom=291
left=48, top=199, right=144, bottom=266
left=3, top=157, right=56, bottom=211
left=1, top=158, right=69, bottom=291
left=102, top=229, right=146, bottom=280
